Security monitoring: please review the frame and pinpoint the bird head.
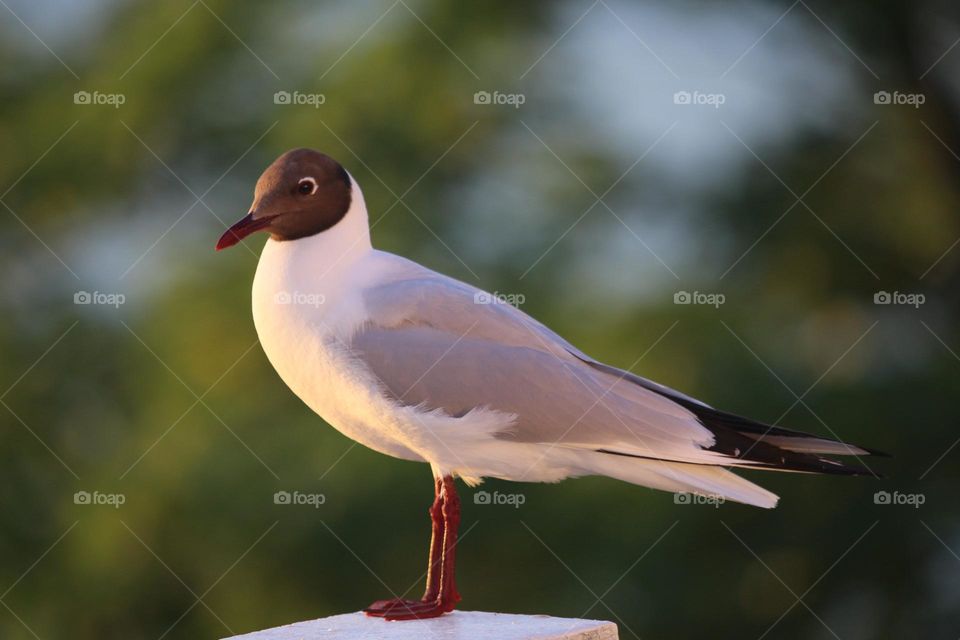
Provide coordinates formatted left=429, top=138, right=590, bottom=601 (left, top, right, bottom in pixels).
left=216, top=148, right=352, bottom=250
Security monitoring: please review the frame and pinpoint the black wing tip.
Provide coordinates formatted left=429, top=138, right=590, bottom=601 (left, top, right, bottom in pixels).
left=702, top=420, right=886, bottom=477
left=575, top=356, right=890, bottom=471
left=677, top=404, right=889, bottom=469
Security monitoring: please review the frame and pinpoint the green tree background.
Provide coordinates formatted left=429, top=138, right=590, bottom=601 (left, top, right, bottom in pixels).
left=1, top=1, right=958, bottom=638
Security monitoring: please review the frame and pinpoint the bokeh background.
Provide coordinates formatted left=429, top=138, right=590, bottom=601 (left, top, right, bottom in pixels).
left=2, top=1, right=959, bottom=638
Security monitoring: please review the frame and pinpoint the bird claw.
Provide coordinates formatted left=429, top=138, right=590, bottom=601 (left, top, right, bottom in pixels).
left=364, top=596, right=456, bottom=620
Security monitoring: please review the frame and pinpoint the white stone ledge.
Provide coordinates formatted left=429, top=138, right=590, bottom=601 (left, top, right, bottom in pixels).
left=223, top=610, right=618, bottom=640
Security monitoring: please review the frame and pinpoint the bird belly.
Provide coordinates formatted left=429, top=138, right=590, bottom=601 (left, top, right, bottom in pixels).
left=258, top=312, right=427, bottom=462
left=251, top=254, right=425, bottom=464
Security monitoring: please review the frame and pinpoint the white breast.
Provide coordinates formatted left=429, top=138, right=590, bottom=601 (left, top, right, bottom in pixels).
left=248, top=177, right=433, bottom=463
left=252, top=236, right=431, bottom=463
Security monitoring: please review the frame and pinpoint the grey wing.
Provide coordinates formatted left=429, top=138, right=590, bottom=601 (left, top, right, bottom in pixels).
left=352, top=267, right=721, bottom=463
left=351, top=259, right=879, bottom=476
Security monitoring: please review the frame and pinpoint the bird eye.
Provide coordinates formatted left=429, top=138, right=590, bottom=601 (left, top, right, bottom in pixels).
left=297, top=177, right=317, bottom=195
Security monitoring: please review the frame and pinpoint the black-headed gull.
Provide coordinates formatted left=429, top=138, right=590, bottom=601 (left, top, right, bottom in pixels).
left=216, top=148, right=882, bottom=620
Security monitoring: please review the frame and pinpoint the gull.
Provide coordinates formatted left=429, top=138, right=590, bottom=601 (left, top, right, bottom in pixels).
left=216, top=148, right=883, bottom=620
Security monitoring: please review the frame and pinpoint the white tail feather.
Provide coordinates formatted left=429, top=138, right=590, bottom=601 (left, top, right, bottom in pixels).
left=586, top=453, right=779, bottom=509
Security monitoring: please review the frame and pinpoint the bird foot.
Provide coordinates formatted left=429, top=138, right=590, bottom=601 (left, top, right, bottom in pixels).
left=364, top=596, right=458, bottom=620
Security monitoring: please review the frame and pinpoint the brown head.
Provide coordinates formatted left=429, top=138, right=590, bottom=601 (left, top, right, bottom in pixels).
left=216, top=148, right=352, bottom=250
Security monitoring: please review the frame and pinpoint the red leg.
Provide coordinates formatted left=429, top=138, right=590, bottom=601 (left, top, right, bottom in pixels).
left=422, top=476, right=444, bottom=601
left=378, top=477, right=461, bottom=620
left=364, top=476, right=449, bottom=618
left=438, top=476, right=461, bottom=608
left=365, top=475, right=462, bottom=620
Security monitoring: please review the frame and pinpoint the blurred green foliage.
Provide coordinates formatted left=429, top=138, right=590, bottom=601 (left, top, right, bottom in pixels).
left=1, top=1, right=959, bottom=638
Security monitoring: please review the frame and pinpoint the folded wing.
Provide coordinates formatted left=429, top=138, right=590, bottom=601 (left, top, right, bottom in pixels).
left=352, top=259, right=879, bottom=479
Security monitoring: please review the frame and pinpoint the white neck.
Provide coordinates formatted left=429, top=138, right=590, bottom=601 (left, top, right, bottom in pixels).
left=252, top=175, right=376, bottom=339
left=260, top=175, right=372, bottom=280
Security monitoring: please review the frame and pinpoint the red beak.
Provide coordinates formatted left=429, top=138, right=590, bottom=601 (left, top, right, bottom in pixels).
left=216, top=213, right=275, bottom=251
